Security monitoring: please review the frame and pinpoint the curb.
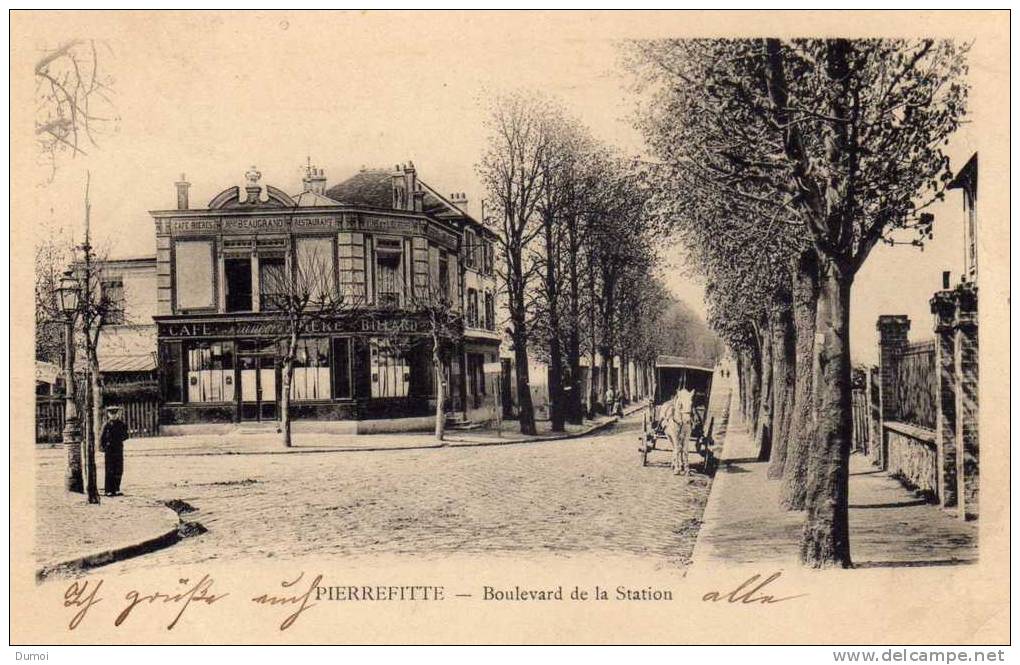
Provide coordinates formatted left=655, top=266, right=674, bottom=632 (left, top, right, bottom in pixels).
left=445, top=400, right=650, bottom=447
left=36, top=504, right=200, bottom=582
left=108, top=401, right=653, bottom=458
left=445, top=416, right=618, bottom=448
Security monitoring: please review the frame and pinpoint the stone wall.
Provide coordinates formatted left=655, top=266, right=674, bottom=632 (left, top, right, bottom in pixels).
left=884, top=422, right=938, bottom=500
left=874, top=282, right=979, bottom=520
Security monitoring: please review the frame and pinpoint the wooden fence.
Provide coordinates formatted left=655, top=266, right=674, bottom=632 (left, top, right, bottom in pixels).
left=35, top=396, right=160, bottom=443
left=851, top=386, right=870, bottom=453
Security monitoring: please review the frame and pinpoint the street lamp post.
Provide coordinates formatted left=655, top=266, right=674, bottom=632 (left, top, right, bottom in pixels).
left=57, top=270, right=82, bottom=493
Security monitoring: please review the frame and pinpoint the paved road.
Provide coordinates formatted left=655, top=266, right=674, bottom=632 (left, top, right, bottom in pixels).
left=36, top=414, right=714, bottom=575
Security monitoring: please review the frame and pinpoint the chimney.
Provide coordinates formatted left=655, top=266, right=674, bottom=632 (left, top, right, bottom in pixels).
left=175, top=174, right=190, bottom=210
left=391, top=164, right=407, bottom=210
left=450, top=192, right=468, bottom=212
left=404, top=161, right=423, bottom=212
left=302, top=158, right=327, bottom=195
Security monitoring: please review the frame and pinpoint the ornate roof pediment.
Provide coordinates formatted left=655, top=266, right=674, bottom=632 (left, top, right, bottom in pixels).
left=207, top=184, right=297, bottom=209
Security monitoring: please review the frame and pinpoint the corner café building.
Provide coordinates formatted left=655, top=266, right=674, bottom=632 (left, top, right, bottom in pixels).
left=154, top=164, right=501, bottom=433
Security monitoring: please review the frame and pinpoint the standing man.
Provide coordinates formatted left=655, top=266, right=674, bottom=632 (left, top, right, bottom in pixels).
left=100, top=406, right=129, bottom=496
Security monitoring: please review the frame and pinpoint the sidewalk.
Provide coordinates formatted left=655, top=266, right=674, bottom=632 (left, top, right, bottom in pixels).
left=35, top=482, right=183, bottom=579
left=691, top=408, right=978, bottom=569
left=37, top=401, right=651, bottom=459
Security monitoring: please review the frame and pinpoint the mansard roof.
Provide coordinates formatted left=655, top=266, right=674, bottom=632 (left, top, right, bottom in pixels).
left=326, top=168, right=494, bottom=238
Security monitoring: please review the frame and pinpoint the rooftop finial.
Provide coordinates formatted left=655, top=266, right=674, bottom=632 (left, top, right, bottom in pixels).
left=245, top=165, right=261, bottom=187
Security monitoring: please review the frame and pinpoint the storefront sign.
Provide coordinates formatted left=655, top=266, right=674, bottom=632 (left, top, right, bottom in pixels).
left=343, top=215, right=427, bottom=236
left=168, top=218, right=220, bottom=234
left=292, top=215, right=338, bottom=230
left=223, top=216, right=289, bottom=232
left=160, top=314, right=426, bottom=339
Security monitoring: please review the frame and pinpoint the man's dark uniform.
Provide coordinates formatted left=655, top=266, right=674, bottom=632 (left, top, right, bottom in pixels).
left=100, top=416, right=129, bottom=495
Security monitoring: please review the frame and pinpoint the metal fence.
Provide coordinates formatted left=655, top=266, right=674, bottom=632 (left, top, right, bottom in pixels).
left=35, top=397, right=64, bottom=443
left=895, top=340, right=937, bottom=430
left=35, top=396, right=160, bottom=443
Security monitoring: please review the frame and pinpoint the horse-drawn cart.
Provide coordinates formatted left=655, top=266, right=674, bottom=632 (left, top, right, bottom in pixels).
left=638, top=403, right=717, bottom=472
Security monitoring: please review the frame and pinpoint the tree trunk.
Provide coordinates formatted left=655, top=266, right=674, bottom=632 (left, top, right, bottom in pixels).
left=84, top=355, right=101, bottom=504
left=565, top=226, right=583, bottom=425
left=754, top=321, right=774, bottom=462
left=780, top=249, right=820, bottom=510
left=800, top=262, right=854, bottom=568
left=280, top=333, right=297, bottom=447
left=621, top=353, right=630, bottom=404
left=599, top=345, right=611, bottom=413
left=587, top=261, right=599, bottom=419
left=767, top=299, right=797, bottom=479
left=544, top=215, right=565, bottom=432
left=513, top=330, right=537, bottom=435
left=566, top=330, right=583, bottom=425
left=548, top=337, right=565, bottom=432
left=433, top=337, right=445, bottom=441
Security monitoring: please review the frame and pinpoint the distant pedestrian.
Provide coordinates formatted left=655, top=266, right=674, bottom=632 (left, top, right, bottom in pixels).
left=100, top=406, right=129, bottom=496
left=604, top=387, right=615, bottom=416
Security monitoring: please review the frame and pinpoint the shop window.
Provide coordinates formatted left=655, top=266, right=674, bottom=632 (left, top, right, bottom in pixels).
left=296, top=237, right=336, bottom=304
left=375, top=237, right=403, bottom=307
left=484, top=291, right=495, bottom=331
left=259, top=254, right=288, bottom=310
left=101, top=279, right=125, bottom=324
left=186, top=341, right=235, bottom=403
left=338, top=233, right=367, bottom=301
left=370, top=339, right=409, bottom=398
left=437, top=252, right=450, bottom=302
left=331, top=337, right=352, bottom=399
left=161, top=341, right=184, bottom=403
left=289, top=338, right=331, bottom=401
left=467, top=288, right=479, bottom=328
left=466, top=353, right=486, bottom=408
left=482, top=239, right=494, bottom=275
left=465, top=229, right=477, bottom=269
left=175, top=240, right=215, bottom=311
left=224, top=256, right=252, bottom=312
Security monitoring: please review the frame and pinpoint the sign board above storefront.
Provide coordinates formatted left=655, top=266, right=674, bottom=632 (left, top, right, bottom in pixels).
left=158, top=314, right=430, bottom=339
left=154, top=213, right=458, bottom=250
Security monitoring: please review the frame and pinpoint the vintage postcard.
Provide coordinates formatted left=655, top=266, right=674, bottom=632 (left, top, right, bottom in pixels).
left=9, top=10, right=1010, bottom=646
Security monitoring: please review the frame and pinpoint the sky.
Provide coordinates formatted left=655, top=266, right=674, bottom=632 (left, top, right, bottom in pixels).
left=17, top=11, right=982, bottom=366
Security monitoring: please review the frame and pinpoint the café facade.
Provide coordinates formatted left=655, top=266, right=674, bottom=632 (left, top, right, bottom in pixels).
left=153, top=163, right=501, bottom=433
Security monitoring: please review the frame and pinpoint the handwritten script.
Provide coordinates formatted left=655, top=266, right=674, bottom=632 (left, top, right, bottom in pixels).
left=251, top=572, right=323, bottom=630
left=702, top=572, right=806, bottom=605
left=115, top=574, right=228, bottom=630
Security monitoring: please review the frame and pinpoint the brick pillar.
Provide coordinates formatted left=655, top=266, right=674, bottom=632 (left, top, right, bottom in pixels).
left=954, top=283, right=979, bottom=520
left=931, top=290, right=958, bottom=508
left=876, top=315, right=911, bottom=469
left=866, top=365, right=882, bottom=466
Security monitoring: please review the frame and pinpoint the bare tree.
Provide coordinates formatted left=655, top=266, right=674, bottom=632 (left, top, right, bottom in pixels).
left=259, top=241, right=366, bottom=447
left=35, top=39, right=118, bottom=175
left=407, top=271, right=463, bottom=441
left=70, top=173, right=117, bottom=504
left=36, top=236, right=72, bottom=365
left=477, top=92, right=556, bottom=436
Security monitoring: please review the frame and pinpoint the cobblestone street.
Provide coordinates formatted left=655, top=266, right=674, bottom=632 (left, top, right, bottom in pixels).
left=35, top=414, right=714, bottom=575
